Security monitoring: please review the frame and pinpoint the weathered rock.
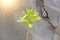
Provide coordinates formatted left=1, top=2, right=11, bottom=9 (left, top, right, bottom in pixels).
left=0, top=0, right=60, bottom=40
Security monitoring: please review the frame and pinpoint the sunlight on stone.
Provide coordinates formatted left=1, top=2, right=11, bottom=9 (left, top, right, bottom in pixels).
left=0, top=0, right=26, bottom=13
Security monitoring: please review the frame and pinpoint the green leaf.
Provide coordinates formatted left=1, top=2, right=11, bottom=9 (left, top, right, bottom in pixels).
left=17, top=8, right=42, bottom=29
left=31, top=16, right=41, bottom=22
left=17, top=16, right=28, bottom=22
left=34, top=16, right=41, bottom=20
left=33, top=11, right=39, bottom=17
left=17, top=19, right=27, bottom=22
left=28, top=23, right=33, bottom=29
left=22, top=15, right=27, bottom=19
left=26, top=8, right=34, bottom=17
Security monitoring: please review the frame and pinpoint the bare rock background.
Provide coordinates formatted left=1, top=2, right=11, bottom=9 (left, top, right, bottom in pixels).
left=0, top=0, right=60, bottom=40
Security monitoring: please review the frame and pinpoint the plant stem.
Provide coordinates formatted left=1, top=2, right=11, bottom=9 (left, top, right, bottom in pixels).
left=26, top=28, right=30, bottom=40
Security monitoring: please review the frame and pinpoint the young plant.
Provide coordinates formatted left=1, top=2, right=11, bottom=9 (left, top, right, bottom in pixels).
left=17, top=8, right=41, bottom=40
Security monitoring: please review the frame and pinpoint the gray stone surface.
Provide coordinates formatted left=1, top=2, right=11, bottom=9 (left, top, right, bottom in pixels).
left=30, top=19, right=54, bottom=40
left=45, top=0, right=60, bottom=40
left=0, top=0, right=60, bottom=40
left=0, top=0, right=36, bottom=40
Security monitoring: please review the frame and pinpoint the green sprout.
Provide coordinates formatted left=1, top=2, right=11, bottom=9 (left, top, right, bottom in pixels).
left=17, top=8, right=41, bottom=40
left=17, top=8, right=41, bottom=29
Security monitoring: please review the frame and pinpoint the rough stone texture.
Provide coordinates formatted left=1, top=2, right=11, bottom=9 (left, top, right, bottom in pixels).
left=45, top=0, right=60, bottom=40
left=0, top=0, right=60, bottom=40
left=30, top=20, right=54, bottom=40
left=0, top=0, right=36, bottom=40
